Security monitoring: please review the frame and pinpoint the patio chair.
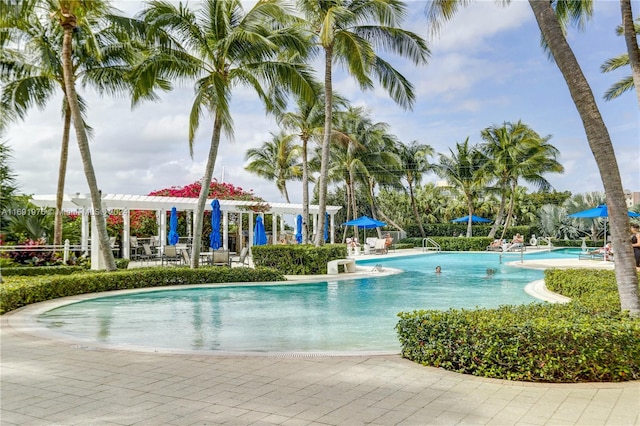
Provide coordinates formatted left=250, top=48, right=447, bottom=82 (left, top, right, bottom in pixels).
left=140, top=243, right=158, bottom=263
left=374, top=238, right=387, bottom=254
left=230, top=247, right=250, bottom=267
left=212, top=250, right=230, bottom=266
left=162, top=245, right=182, bottom=266
left=181, top=249, right=191, bottom=265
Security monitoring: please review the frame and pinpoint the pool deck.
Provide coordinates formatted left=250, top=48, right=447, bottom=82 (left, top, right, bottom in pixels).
left=2, top=248, right=638, bottom=425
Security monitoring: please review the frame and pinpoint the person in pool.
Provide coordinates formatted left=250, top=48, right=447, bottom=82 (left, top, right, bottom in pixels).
left=435, top=266, right=441, bottom=274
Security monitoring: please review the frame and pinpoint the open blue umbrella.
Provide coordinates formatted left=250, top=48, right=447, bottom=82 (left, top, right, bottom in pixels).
left=451, top=215, right=492, bottom=223
left=343, top=216, right=386, bottom=228
left=324, top=212, right=329, bottom=242
left=343, top=216, right=386, bottom=242
left=168, top=207, right=179, bottom=245
left=254, top=216, right=268, bottom=246
left=568, top=204, right=640, bottom=241
left=295, top=214, right=303, bottom=244
left=209, top=199, right=221, bottom=250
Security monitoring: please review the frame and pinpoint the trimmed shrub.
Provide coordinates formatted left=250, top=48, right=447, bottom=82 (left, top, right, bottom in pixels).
left=1, top=266, right=86, bottom=276
left=397, top=268, right=640, bottom=382
left=396, top=304, right=640, bottom=382
left=252, top=244, right=347, bottom=275
left=399, top=237, right=493, bottom=251
left=0, top=266, right=285, bottom=314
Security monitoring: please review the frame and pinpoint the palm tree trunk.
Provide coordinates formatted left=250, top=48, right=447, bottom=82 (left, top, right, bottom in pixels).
left=302, top=138, right=309, bottom=243
left=466, top=196, right=474, bottom=238
left=500, top=182, right=517, bottom=240
left=60, top=19, right=116, bottom=271
left=620, top=0, right=640, bottom=105
left=530, top=0, right=639, bottom=316
left=191, top=112, right=223, bottom=268
left=408, top=178, right=426, bottom=238
left=54, top=104, right=71, bottom=247
left=343, top=184, right=351, bottom=243
left=488, top=187, right=508, bottom=239
left=315, top=47, right=333, bottom=246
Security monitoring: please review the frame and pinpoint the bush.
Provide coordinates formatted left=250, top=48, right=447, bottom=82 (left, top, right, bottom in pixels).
left=0, top=266, right=286, bottom=314
left=396, top=268, right=640, bottom=382
left=1, top=266, right=86, bottom=276
left=399, top=237, right=493, bottom=251
left=396, top=304, right=640, bottom=382
left=252, top=244, right=347, bottom=274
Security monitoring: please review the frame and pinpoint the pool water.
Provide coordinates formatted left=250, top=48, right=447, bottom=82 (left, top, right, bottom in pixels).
left=38, top=249, right=581, bottom=353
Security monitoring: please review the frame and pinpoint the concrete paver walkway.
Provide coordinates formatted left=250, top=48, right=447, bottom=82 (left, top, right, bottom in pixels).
left=2, top=250, right=639, bottom=425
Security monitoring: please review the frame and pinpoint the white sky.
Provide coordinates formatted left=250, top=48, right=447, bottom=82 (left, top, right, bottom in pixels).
left=4, top=1, right=640, bottom=204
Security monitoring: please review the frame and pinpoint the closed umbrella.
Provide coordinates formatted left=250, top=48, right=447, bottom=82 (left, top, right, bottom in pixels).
left=254, top=216, right=268, bottom=246
left=324, top=212, right=329, bottom=242
left=168, top=207, right=179, bottom=245
left=209, top=199, right=221, bottom=250
left=295, top=214, right=303, bottom=244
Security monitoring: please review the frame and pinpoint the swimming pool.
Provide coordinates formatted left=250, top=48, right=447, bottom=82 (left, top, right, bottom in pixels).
left=37, top=250, right=580, bottom=353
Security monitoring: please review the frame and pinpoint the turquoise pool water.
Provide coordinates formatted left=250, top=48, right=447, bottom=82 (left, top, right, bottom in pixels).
left=38, top=249, right=581, bottom=353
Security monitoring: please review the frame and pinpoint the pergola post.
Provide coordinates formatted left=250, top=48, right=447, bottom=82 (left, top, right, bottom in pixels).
left=122, top=209, right=131, bottom=259
left=223, top=211, right=229, bottom=251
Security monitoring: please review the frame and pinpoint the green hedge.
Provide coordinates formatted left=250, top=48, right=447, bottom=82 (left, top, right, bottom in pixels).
left=399, top=237, right=494, bottom=251
left=1, top=266, right=86, bottom=276
left=396, top=304, right=639, bottom=382
left=0, top=266, right=285, bottom=314
left=404, top=224, right=532, bottom=239
left=397, top=269, right=640, bottom=382
left=252, top=244, right=348, bottom=274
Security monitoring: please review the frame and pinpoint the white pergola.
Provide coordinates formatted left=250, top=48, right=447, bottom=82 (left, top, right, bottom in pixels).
left=30, top=193, right=342, bottom=269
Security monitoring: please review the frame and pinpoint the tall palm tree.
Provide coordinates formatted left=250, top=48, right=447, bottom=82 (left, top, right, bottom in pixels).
left=297, top=0, right=430, bottom=245
left=600, top=18, right=639, bottom=101
left=528, top=0, right=639, bottom=314
left=480, top=121, right=563, bottom=239
left=37, top=0, right=117, bottom=270
left=140, top=0, right=315, bottom=267
left=425, top=0, right=639, bottom=315
left=277, top=90, right=347, bottom=243
left=396, top=141, right=434, bottom=237
left=1, top=0, right=157, bottom=248
left=435, top=138, right=487, bottom=237
left=245, top=131, right=302, bottom=204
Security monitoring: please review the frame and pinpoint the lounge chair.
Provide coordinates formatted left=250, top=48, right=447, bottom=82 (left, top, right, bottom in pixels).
left=140, top=243, right=159, bottom=263
left=374, top=238, right=387, bottom=254
left=230, top=247, right=249, bottom=267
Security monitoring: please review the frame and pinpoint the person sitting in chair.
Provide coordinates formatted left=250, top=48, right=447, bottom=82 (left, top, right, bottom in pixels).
left=504, top=233, right=524, bottom=251
left=384, top=233, right=393, bottom=253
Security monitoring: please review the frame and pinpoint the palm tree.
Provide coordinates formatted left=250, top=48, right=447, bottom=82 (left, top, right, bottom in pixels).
left=277, top=90, right=347, bottom=243
left=528, top=0, right=639, bottom=315
left=425, top=0, right=638, bottom=316
left=245, top=131, right=302, bottom=204
left=435, top=138, right=487, bottom=238
left=33, top=0, right=116, bottom=270
left=140, top=0, right=315, bottom=267
left=600, top=18, right=639, bottom=101
left=297, top=0, right=430, bottom=245
left=480, top=121, right=563, bottom=239
left=396, top=141, right=434, bottom=237
left=1, top=0, right=157, bottom=248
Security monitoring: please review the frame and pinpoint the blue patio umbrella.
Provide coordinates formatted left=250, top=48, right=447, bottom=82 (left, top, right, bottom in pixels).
left=324, top=212, right=329, bottom=242
left=451, top=215, right=492, bottom=223
left=343, top=215, right=386, bottom=242
left=568, top=204, right=640, bottom=241
left=168, top=207, right=179, bottom=245
left=209, top=199, right=221, bottom=250
left=295, top=214, right=303, bottom=244
left=253, top=216, right=268, bottom=246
